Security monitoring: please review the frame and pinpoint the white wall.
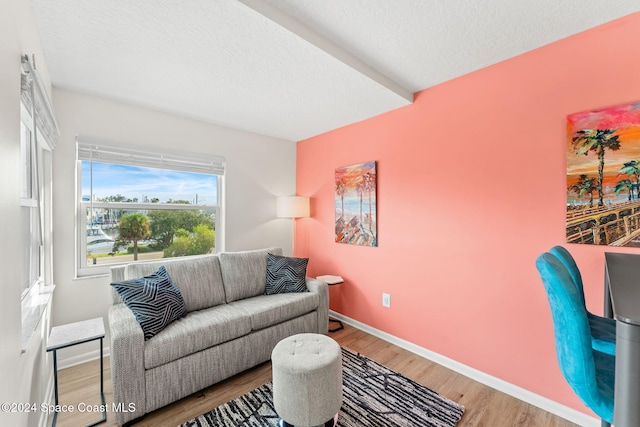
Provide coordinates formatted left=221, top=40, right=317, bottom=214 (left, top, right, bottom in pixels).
left=0, top=1, right=55, bottom=426
left=50, top=89, right=298, bottom=363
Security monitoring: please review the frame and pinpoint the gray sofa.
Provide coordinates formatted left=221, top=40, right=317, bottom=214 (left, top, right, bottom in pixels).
left=108, top=247, right=328, bottom=425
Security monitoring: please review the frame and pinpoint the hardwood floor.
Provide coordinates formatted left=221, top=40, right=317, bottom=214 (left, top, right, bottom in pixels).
left=52, top=324, right=580, bottom=427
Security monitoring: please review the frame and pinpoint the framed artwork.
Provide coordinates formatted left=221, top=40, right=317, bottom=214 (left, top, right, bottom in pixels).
left=566, top=100, right=640, bottom=246
left=335, top=161, right=377, bottom=246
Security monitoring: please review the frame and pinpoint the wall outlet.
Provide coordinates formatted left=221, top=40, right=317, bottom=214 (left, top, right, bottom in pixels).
left=382, top=293, right=391, bottom=308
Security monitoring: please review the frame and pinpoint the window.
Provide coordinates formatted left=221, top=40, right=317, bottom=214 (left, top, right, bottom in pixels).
left=20, top=55, right=57, bottom=297
left=20, top=54, right=58, bottom=351
left=20, top=112, right=43, bottom=296
left=76, top=139, right=224, bottom=276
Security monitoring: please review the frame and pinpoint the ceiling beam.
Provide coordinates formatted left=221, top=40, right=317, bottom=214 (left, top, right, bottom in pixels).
left=236, top=0, right=414, bottom=103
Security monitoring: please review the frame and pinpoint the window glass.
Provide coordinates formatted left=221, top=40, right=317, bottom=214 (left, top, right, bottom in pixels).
left=79, top=160, right=220, bottom=273
left=20, top=119, right=43, bottom=296
left=20, top=121, right=32, bottom=199
left=82, top=162, right=217, bottom=205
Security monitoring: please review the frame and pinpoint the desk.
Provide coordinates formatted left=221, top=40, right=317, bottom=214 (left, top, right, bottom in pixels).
left=604, top=253, right=640, bottom=426
left=46, top=317, right=106, bottom=427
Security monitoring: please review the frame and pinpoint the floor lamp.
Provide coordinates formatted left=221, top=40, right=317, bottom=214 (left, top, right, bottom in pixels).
left=276, top=196, right=310, bottom=255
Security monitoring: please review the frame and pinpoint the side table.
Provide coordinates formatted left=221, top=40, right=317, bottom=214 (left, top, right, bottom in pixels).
left=46, top=317, right=106, bottom=427
left=316, top=275, right=345, bottom=332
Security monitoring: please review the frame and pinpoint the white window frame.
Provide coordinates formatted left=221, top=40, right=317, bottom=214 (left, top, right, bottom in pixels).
left=20, top=104, right=44, bottom=297
left=20, top=54, right=58, bottom=352
left=20, top=55, right=57, bottom=297
left=75, top=138, right=225, bottom=277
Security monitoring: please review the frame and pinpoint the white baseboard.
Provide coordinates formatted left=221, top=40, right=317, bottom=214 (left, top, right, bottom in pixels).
left=330, top=311, right=600, bottom=427
left=57, top=346, right=110, bottom=370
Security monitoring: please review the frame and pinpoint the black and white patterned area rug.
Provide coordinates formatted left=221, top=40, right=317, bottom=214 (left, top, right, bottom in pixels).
left=179, top=347, right=464, bottom=427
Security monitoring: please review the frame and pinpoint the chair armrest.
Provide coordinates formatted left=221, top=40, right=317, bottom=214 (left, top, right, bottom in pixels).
left=306, top=277, right=329, bottom=334
left=108, top=303, right=145, bottom=424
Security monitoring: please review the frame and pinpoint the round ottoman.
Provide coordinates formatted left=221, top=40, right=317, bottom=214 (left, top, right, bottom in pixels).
left=272, top=333, right=343, bottom=427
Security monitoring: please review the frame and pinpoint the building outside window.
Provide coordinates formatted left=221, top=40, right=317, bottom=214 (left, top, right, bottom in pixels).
left=76, top=140, right=224, bottom=277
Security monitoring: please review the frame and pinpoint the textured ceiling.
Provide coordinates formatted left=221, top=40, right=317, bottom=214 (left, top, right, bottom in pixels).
left=31, top=0, right=640, bottom=141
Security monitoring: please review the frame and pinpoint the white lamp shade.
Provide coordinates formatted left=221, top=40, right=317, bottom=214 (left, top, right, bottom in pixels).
left=276, top=196, right=310, bottom=218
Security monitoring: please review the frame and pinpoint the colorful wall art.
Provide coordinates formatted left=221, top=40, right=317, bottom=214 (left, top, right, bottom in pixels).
left=335, top=161, right=377, bottom=246
left=567, top=100, right=640, bottom=246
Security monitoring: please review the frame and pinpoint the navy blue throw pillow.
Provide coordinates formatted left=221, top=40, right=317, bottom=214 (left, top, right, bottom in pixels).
left=111, top=265, right=187, bottom=340
left=265, top=253, right=309, bottom=295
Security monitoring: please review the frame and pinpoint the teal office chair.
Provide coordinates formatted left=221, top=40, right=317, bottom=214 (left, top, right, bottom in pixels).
left=536, top=252, right=614, bottom=426
left=549, top=245, right=616, bottom=355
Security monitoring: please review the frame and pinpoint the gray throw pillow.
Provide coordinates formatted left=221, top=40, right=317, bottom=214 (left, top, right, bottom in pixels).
left=219, top=247, right=283, bottom=302
left=111, top=265, right=187, bottom=340
left=265, top=253, right=309, bottom=294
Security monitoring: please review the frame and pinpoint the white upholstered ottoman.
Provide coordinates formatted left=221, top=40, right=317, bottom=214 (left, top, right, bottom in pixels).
left=271, top=333, right=343, bottom=427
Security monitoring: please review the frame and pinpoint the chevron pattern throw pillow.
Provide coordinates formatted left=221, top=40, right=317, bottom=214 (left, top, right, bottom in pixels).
left=265, top=253, right=309, bottom=294
left=111, top=265, right=187, bottom=340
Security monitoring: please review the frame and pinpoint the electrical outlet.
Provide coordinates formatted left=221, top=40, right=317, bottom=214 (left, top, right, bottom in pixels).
left=382, top=293, right=391, bottom=308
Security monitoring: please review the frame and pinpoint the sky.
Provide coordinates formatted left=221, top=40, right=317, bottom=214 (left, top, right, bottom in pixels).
left=334, top=161, right=377, bottom=214
left=82, top=161, right=217, bottom=205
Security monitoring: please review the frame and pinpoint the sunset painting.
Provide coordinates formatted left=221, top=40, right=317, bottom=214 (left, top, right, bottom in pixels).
left=335, top=161, right=377, bottom=246
left=567, top=100, right=640, bottom=246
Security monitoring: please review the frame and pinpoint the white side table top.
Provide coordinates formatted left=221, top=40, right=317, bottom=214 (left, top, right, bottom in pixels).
left=316, top=275, right=344, bottom=285
left=47, top=317, right=105, bottom=351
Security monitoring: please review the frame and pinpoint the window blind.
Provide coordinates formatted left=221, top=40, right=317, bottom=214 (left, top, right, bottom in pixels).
left=76, top=137, right=225, bottom=175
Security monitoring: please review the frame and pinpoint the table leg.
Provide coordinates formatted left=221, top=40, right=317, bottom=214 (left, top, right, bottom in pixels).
left=51, top=350, right=58, bottom=427
left=87, top=338, right=107, bottom=427
left=100, top=338, right=103, bottom=396
left=329, top=318, right=343, bottom=332
left=614, top=320, right=640, bottom=426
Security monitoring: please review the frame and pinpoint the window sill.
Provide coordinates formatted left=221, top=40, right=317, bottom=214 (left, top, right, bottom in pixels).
left=74, top=272, right=110, bottom=280
left=21, top=284, right=55, bottom=353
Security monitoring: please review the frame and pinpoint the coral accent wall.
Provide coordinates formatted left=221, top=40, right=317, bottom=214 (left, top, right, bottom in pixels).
left=296, top=13, right=640, bottom=416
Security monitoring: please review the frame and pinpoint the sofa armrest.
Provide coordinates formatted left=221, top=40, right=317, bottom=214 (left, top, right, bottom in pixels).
left=110, top=265, right=126, bottom=304
left=306, top=278, right=329, bottom=334
left=108, top=303, right=146, bottom=424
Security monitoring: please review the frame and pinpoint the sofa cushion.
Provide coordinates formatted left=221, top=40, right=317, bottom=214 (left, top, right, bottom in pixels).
left=111, top=265, right=187, bottom=340
left=219, top=247, right=283, bottom=303
left=143, top=304, right=251, bottom=369
left=265, top=253, right=308, bottom=294
left=228, top=292, right=319, bottom=331
left=125, top=254, right=226, bottom=312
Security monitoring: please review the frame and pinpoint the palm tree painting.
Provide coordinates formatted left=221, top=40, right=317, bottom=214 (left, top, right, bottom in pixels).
left=567, top=100, right=640, bottom=246
left=569, top=174, right=597, bottom=207
left=335, top=161, right=377, bottom=246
